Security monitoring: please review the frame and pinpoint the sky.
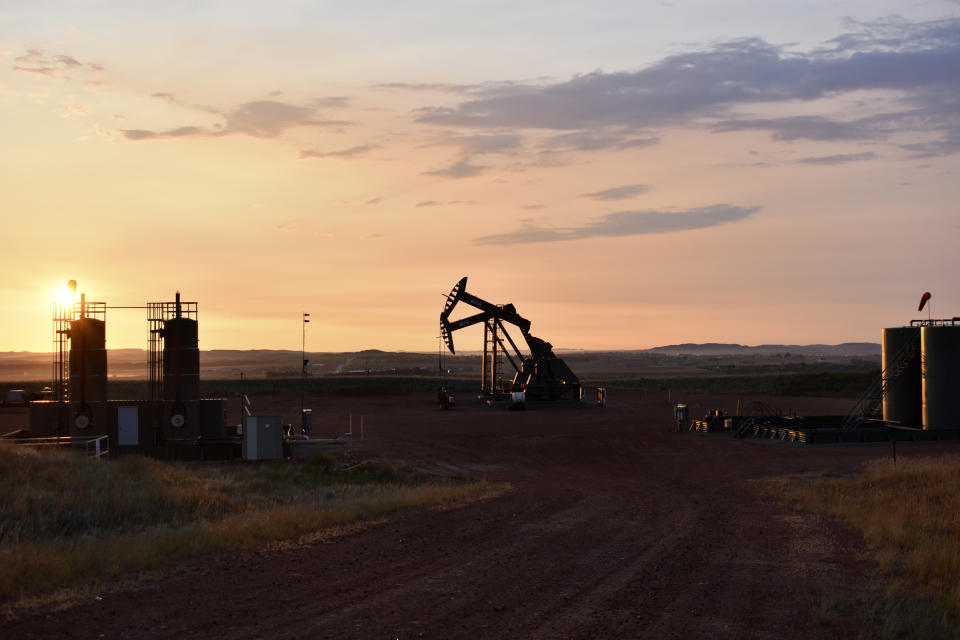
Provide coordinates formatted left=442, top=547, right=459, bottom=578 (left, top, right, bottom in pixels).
left=2, top=1, right=959, bottom=353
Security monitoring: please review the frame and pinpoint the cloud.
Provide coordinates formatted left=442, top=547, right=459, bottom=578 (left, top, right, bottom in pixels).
left=416, top=199, right=478, bottom=207
left=12, top=65, right=59, bottom=77
left=581, top=184, right=649, bottom=200
left=224, top=100, right=347, bottom=137
left=795, top=152, right=877, bottom=165
left=900, top=129, right=960, bottom=158
left=542, top=131, right=660, bottom=151
left=311, top=96, right=350, bottom=108
left=412, top=18, right=960, bottom=156
left=417, top=133, right=524, bottom=178
left=300, top=144, right=380, bottom=159
left=122, top=100, right=351, bottom=141
left=444, top=133, right=524, bottom=155
left=474, top=204, right=759, bottom=245
left=422, top=158, right=488, bottom=178
left=711, top=115, right=882, bottom=141
left=12, top=49, right=101, bottom=78
left=120, top=126, right=205, bottom=140
left=60, top=99, right=89, bottom=117
left=53, top=55, right=81, bottom=67
left=375, top=81, right=485, bottom=95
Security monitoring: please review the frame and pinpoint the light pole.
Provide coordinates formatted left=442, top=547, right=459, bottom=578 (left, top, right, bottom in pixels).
left=301, top=312, right=310, bottom=420
left=437, top=330, right=444, bottom=381
left=235, top=368, right=244, bottom=413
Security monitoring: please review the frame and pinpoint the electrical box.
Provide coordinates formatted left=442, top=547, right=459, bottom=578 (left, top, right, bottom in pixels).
left=117, top=405, right=139, bottom=446
left=242, top=415, right=283, bottom=460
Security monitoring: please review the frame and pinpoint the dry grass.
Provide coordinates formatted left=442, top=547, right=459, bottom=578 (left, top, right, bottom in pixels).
left=765, top=455, right=960, bottom=637
left=0, top=441, right=504, bottom=606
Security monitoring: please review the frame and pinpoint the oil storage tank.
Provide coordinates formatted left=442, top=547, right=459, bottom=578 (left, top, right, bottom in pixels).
left=921, top=324, right=960, bottom=430
left=69, top=317, right=108, bottom=437
left=163, top=315, right=200, bottom=439
left=882, top=326, right=922, bottom=425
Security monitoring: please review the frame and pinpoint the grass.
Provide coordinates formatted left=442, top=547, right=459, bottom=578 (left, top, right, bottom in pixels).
left=599, top=370, right=878, bottom=396
left=764, top=455, right=960, bottom=638
left=0, top=441, right=504, bottom=608
left=2, top=368, right=879, bottom=403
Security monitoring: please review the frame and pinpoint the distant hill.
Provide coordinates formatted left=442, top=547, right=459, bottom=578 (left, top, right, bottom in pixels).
left=0, top=342, right=880, bottom=383
left=644, top=342, right=880, bottom=357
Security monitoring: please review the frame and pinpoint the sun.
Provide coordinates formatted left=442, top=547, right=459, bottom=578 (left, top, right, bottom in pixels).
left=54, top=280, right=77, bottom=307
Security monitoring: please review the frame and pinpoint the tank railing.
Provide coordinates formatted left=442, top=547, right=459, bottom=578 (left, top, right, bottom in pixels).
left=909, top=317, right=960, bottom=327
left=841, top=330, right=921, bottom=430
left=6, top=435, right=110, bottom=460
left=74, top=301, right=107, bottom=321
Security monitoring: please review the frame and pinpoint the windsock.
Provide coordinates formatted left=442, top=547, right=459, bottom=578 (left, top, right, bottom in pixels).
left=918, top=291, right=932, bottom=312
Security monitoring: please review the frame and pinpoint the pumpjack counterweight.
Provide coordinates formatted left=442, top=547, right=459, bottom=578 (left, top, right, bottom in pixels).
left=439, top=277, right=581, bottom=401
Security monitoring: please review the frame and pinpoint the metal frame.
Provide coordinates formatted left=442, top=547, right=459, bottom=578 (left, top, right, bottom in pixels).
left=440, top=277, right=580, bottom=399
left=910, top=317, right=960, bottom=327
left=147, top=298, right=197, bottom=402
left=52, top=302, right=75, bottom=404
left=8, top=435, right=110, bottom=459
left=51, top=298, right=106, bottom=435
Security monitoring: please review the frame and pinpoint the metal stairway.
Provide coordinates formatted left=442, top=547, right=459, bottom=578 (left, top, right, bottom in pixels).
left=841, top=331, right=920, bottom=430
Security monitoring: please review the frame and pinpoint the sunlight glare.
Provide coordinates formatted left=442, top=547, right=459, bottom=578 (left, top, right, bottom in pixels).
left=54, top=280, right=76, bottom=307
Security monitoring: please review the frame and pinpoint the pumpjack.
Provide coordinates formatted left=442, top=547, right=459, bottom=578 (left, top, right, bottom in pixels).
left=440, top=277, right=581, bottom=401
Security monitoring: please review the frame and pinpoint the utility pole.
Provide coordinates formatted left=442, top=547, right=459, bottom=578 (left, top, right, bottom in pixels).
left=301, top=312, right=310, bottom=422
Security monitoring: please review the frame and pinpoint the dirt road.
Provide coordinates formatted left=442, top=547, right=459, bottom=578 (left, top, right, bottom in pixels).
left=6, top=390, right=955, bottom=639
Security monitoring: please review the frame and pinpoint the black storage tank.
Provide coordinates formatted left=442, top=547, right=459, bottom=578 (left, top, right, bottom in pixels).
left=881, top=326, right=922, bottom=426
left=163, top=316, right=200, bottom=436
left=69, top=317, right=108, bottom=436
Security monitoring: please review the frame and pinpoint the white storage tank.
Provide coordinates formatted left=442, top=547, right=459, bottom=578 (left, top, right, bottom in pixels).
left=921, top=324, right=960, bottom=430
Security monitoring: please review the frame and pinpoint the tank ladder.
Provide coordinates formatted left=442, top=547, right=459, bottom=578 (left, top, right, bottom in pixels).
left=841, top=331, right=921, bottom=430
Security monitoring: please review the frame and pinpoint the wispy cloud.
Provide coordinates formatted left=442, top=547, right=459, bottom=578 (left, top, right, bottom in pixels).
left=300, top=144, right=380, bottom=159
left=311, top=96, right=351, bottom=108
left=475, top=204, right=759, bottom=245
left=581, top=184, right=649, bottom=200
left=901, top=129, right=960, bottom=158
left=375, top=81, right=481, bottom=95
left=12, top=49, right=101, bottom=78
left=711, top=115, right=882, bottom=141
left=795, top=152, right=877, bottom=165
left=121, top=100, right=351, bottom=141
left=60, top=99, right=89, bottom=117
left=423, top=158, right=488, bottom=178
left=121, top=126, right=206, bottom=140
left=418, top=133, right=524, bottom=179
left=442, top=133, right=524, bottom=155
left=542, top=131, right=660, bottom=152
left=415, top=199, right=479, bottom=207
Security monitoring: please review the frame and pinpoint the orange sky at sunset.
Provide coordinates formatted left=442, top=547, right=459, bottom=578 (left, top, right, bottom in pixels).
left=3, top=2, right=959, bottom=353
